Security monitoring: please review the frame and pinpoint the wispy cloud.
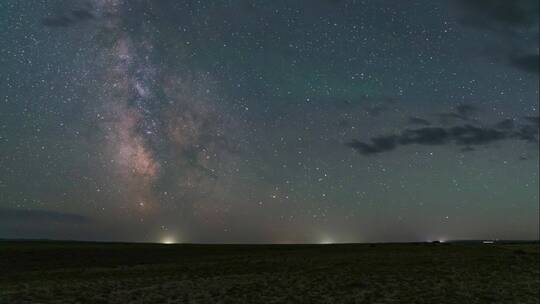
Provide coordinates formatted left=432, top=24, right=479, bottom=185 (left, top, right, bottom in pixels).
left=347, top=115, right=539, bottom=156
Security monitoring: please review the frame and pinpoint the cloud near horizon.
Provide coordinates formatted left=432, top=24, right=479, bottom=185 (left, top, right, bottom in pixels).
left=0, top=208, right=92, bottom=224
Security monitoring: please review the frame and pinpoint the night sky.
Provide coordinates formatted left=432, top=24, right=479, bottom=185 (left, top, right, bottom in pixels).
left=1, top=0, right=538, bottom=243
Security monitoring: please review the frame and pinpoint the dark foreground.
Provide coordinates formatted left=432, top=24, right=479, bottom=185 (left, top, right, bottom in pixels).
left=1, top=241, right=538, bottom=304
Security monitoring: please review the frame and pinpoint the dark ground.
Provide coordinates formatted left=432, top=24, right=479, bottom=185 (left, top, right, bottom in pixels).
left=1, top=241, right=538, bottom=303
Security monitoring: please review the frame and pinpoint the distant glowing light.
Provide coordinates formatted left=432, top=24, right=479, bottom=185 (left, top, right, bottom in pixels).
left=319, top=236, right=334, bottom=244
left=160, top=236, right=176, bottom=244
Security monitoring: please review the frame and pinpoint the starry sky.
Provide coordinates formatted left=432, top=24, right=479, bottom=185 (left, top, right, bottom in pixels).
left=1, top=0, right=538, bottom=243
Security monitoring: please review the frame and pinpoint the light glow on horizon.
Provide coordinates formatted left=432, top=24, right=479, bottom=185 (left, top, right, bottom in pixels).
left=160, top=236, right=177, bottom=244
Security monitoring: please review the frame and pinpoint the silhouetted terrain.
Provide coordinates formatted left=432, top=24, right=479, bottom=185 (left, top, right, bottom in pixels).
left=1, top=241, right=538, bottom=303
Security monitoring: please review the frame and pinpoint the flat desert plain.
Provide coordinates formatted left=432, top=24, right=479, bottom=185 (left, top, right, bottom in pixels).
left=1, top=241, right=538, bottom=303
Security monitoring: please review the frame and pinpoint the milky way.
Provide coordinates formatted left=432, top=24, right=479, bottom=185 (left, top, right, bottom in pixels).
left=0, top=0, right=538, bottom=243
left=90, top=0, right=247, bottom=234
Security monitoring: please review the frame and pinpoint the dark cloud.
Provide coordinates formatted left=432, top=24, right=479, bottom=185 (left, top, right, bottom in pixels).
left=0, top=208, right=92, bottom=224
left=495, top=119, right=515, bottom=130
left=455, top=104, right=479, bottom=118
left=513, top=116, right=539, bottom=143
left=524, top=115, right=540, bottom=125
left=400, top=127, right=450, bottom=145
left=460, top=146, right=475, bottom=153
left=437, top=112, right=464, bottom=125
left=513, top=125, right=539, bottom=143
left=408, top=117, right=432, bottom=126
left=437, top=103, right=479, bottom=125
left=327, top=0, right=345, bottom=4
left=42, top=8, right=95, bottom=28
left=347, top=121, right=536, bottom=156
left=456, top=0, right=539, bottom=74
left=457, top=0, right=539, bottom=29
left=511, top=54, right=540, bottom=74
left=449, top=124, right=505, bottom=145
left=0, top=208, right=99, bottom=240
left=346, top=136, right=398, bottom=155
